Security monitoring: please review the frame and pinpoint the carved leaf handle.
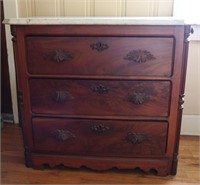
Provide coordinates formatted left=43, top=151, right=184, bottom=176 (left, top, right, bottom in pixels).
left=127, top=92, right=149, bottom=105
left=124, top=49, right=156, bottom=63
left=48, top=49, right=74, bottom=63
left=91, top=84, right=109, bottom=94
left=51, top=129, right=75, bottom=142
left=90, top=42, right=109, bottom=52
left=51, top=91, right=74, bottom=104
left=91, top=124, right=110, bottom=133
left=125, top=132, right=149, bottom=144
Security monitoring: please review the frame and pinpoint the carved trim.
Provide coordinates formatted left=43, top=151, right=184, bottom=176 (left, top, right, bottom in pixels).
left=51, top=91, right=74, bottom=104
left=11, top=26, right=16, bottom=37
left=124, top=49, right=156, bottom=63
left=127, top=92, right=149, bottom=105
left=48, top=49, right=74, bottom=63
left=125, top=132, right=149, bottom=144
left=91, top=84, right=109, bottom=94
left=31, top=155, right=169, bottom=176
left=90, top=42, right=109, bottom=52
left=11, top=26, right=17, bottom=43
left=51, top=129, right=75, bottom=142
left=178, top=94, right=185, bottom=110
left=17, top=91, right=24, bottom=128
left=91, top=124, right=110, bottom=133
left=184, top=26, right=194, bottom=43
left=18, top=91, right=23, bottom=103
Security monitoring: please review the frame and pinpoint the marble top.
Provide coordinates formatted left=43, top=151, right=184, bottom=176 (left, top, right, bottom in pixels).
left=3, top=17, right=186, bottom=25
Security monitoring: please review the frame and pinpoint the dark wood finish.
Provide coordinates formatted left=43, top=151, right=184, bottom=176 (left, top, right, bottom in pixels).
left=32, top=118, right=168, bottom=157
left=26, top=36, right=174, bottom=77
left=10, top=23, right=191, bottom=176
left=1, top=1, right=13, bottom=114
left=30, top=79, right=170, bottom=117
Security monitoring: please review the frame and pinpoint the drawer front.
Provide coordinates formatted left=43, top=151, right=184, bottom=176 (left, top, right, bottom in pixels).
left=26, top=36, right=174, bottom=77
left=30, top=79, right=171, bottom=117
left=32, top=118, right=168, bottom=157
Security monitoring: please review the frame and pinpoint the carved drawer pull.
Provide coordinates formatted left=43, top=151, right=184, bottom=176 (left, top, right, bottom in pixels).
left=51, top=91, right=74, bottom=104
left=90, top=42, right=109, bottom=52
left=127, top=92, right=149, bottom=105
left=91, top=84, right=109, bottom=94
left=124, top=49, right=156, bottom=63
left=91, top=124, right=110, bottom=133
left=51, top=129, right=75, bottom=142
left=48, top=49, right=74, bottom=63
left=125, top=132, right=149, bottom=144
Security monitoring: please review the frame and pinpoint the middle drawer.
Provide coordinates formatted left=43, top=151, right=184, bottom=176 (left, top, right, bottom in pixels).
left=30, top=79, right=171, bottom=117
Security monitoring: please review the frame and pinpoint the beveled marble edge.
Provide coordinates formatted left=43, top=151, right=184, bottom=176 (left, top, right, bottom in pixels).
left=3, top=17, right=186, bottom=25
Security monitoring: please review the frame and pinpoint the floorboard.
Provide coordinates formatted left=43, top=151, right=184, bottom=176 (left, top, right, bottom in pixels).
left=1, top=123, right=200, bottom=184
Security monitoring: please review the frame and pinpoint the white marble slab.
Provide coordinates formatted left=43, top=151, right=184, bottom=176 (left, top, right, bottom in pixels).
left=3, top=17, right=186, bottom=25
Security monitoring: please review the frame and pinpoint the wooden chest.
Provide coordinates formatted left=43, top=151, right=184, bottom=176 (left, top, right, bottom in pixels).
left=9, top=18, right=191, bottom=176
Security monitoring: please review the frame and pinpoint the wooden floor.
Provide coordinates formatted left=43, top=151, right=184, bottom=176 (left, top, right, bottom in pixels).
left=1, top=123, right=200, bottom=184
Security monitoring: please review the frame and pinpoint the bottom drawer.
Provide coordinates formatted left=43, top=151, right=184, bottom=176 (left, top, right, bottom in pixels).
left=32, top=118, right=168, bottom=157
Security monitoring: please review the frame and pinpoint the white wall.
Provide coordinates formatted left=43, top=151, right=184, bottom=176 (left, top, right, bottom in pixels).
left=3, top=0, right=19, bottom=123
left=17, top=0, right=174, bottom=17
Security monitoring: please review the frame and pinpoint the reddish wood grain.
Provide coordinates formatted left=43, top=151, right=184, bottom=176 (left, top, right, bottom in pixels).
left=10, top=24, right=191, bottom=176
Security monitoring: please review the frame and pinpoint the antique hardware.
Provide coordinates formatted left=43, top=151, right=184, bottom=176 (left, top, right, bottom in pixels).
left=51, top=91, right=74, bottom=104
left=91, top=84, right=109, bottom=94
left=124, top=49, right=156, bottom=63
left=48, top=49, right=74, bottom=63
left=51, top=129, right=75, bottom=142
left=127, top=92, right=149, bottom=105
left=90, top=42, right=109, bottom=52
left=91, top=124, right=110, bottom=133
left=125, top=132, right=149, bottom=144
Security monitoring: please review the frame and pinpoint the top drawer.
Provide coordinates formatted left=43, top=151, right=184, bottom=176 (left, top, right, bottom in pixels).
left=25, top=36, right=174, bottom=77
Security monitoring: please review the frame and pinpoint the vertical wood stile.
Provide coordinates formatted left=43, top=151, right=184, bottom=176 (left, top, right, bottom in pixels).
left=26, top=0, right=35, bottom=16
left=157, top=0, right=173, bottom=16
left=94, top=0, right=120, bottom=16
left=34, top=0, right=57, bottom=16
left=89, top=0, right=95, bottom=16
left=86, top=0, right=91, bottom=16
left=153, top=0, right=159, bottom=16
left=117, top=0, right=124, bottom=16
left=121, top=0, right=126, bottom=16
left=55, top=0, right=61, bottom=16
left=148, top=0, right=159, bottom=16
left=64, top=0, right=88, bottom=16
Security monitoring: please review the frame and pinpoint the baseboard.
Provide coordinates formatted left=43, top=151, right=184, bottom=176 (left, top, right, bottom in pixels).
left=181, top=115, right=200, bottom=136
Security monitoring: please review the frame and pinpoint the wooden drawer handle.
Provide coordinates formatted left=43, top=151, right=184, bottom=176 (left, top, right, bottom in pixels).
left=51, top=129, right=75, bottom=142
left=90, top=42, right=109, bottom=52
left=127, top=92, right=149, bottom=105
left=91, top=124, right=110, bottom=133
left=91, top=84, right=109, bottom=94
left=124, top=49, right=156, bottom=63
left=48, top=49, right=74, bottom=63
left=125, top=132, right=149, bottom=144
left=51, top=91, right=74, bottom=104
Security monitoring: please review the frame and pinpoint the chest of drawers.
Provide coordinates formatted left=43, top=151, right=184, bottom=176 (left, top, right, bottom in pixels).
left=8, top=18, right=191, bottom=176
